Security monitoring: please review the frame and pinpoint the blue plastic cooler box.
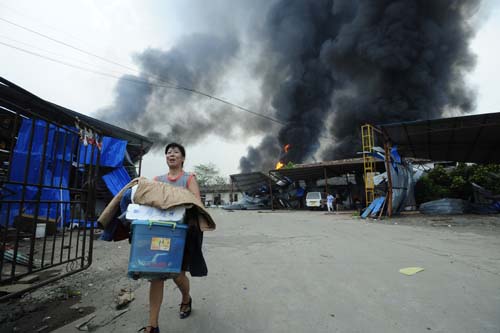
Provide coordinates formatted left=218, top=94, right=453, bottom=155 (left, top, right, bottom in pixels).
left=128, top=220, right=188, bottom=280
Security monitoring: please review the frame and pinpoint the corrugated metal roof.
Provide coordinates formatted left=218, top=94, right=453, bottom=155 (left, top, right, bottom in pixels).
left=0, top=76, right=153, bottom=161
left=379, top=112, right=500, bottom=163
left=229, top=172, right=274, bottom=194
left=270, top=158, right=385, bottom=181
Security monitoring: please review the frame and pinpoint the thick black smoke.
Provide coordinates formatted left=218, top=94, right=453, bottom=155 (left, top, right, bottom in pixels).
left=240, top=0, right=480, bottom=172
left=97, top=33, right=246, bottom=148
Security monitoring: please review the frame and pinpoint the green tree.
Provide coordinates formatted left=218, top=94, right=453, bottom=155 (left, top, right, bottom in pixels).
left=415, top=163, right=500, bottom=204
left=193, top=163, right=227, bottom=187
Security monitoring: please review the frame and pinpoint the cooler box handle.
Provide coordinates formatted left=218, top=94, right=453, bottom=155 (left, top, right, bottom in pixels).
left=148, top=220, right=177, bottom=229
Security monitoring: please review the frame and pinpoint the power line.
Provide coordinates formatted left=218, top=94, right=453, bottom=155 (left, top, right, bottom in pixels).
left=0, top=2, right=94, bottom=49
left=1, top=16, right=199, bottom=89
left=0, top=40, right=287, bottom=126
left=0, top=16, right=287, bottom=126
left=0, top=40, right=174, bottom=87
left=0, top=16, right=138, bottom=75
left=0, top=16, right=338, bottom=140
left=0, top=34, right=131, bottom=77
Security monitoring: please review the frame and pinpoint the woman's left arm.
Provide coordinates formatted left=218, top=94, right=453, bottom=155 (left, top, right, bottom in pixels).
left=187, top=174, right=201, bottom=201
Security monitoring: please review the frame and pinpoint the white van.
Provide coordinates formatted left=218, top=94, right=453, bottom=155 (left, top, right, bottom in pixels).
left=306, top=192, right=327, bottom=210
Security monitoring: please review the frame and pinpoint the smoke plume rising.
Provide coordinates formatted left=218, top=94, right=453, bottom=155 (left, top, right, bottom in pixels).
left=240, top=0, right=480, bottom=172
left=97, top=33, right=247, bottom=148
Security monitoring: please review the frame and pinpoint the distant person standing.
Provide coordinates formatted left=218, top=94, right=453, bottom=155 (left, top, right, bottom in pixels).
left=326, top=193, right=334, bottom=212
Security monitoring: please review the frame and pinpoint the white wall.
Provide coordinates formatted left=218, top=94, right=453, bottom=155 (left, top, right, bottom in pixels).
left=201, top=191, right=243, bottom=206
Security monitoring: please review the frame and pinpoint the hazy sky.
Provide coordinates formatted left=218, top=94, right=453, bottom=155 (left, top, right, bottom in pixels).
left=1, top=0, right=499, bottom=178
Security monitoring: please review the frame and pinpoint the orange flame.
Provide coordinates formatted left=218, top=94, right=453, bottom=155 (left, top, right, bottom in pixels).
left=276, top=161, right=284, bottom=170
left=284, top=144, right=291, bottom=153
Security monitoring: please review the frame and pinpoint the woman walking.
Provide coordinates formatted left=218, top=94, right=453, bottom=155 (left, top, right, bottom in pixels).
left=141, top=142, right=204, bottom=333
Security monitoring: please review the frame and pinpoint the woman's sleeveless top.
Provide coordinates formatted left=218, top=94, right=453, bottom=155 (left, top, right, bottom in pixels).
left=154, top=171, right=194, bottom=189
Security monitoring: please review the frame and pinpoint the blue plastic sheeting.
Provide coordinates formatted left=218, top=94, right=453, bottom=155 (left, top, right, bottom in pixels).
left=361, top=197, right=385, bottom=219
left=0, top=184, right=70, bottom=226
left=102, top=166, right=132, bottom=196
left=391, top=146, right=402, bottom=163
left=79, top=136, right=127, bottom=167
left=1, top=118, right=74, bottom=226
left=370, top=197, right=386, bottom=217
left=69, top=219, right=98, bottom=229
left=369, top=152, right=385, bottom=160
left=10, top=118, right=75, bottom=187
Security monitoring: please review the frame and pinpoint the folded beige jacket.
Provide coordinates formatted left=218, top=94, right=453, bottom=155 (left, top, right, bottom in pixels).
left=98, top=177, right=215, bottom=231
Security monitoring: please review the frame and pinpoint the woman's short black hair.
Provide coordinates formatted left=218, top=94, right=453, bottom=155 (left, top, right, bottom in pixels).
left=165, top=142, right=186, bottom=157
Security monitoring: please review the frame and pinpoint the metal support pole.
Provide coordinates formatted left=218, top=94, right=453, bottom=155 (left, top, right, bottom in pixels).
left=138, top=141, right=143, bottom=176
left=384, top=142, right=393, bottom=217
left=323, top=167, right=328, bottom=194
left=230, top=177, right=234, bottom=203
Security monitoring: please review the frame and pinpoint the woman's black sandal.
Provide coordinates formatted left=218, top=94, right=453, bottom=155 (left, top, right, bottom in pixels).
left=179, top=297, right=192, bottom=319
left=138, top=326, right=159, bottom=333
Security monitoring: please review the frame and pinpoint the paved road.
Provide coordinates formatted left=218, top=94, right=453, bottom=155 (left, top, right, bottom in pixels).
left=55, top=210, right=500, bottom=333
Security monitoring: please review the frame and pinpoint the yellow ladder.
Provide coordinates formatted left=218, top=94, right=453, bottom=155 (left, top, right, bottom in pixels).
left=361, top=124, right=376, bottom=206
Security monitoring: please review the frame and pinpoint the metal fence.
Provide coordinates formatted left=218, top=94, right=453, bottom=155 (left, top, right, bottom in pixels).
left=0, top=106, right=101, bottom=300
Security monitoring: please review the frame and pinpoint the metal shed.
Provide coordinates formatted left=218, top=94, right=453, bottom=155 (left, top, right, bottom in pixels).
left=0, top=76, right=153, bottom=299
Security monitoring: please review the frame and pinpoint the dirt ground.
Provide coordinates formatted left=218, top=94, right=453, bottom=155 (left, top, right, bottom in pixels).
left=1, top=209, right=499, bottom=332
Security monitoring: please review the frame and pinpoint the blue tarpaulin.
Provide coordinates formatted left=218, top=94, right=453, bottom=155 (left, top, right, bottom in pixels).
left=79, top=136, right=127, bottom=167
left=102, top=166, right=132, bottom=196
left=391, top=146, right=402, bottom=163
left=9, top=119, right=75, bottom=187
left=1, top=118, right=131, bottom=226
left=1, top=119, right=74, bottom=225
left=361, top=197, right=385, bottom=219
left=0, top=184, right=70, bottom=226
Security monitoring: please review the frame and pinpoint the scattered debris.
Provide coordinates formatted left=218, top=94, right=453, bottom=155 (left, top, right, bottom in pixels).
left=19, top=274, right=40, bottom=284
left=70, top=303, right=81, bottom=310
left=3, top=249, right=37, bottom=268
left=94, top=308, right=130, bottom=328
left=74, top=313, right=96, bottom=331
left=0, top=284, right=30, bottom=294
left=399, top=267, right=424, bottom=276
left=112, top=308, right=129, bottom=320
left=420, top=198, right=469, bottom=215
left=48, top=271, right=60, bottom=278
left=66, top=288, right=81, bottom=298
left=116, top=289, right=135, bottom=309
